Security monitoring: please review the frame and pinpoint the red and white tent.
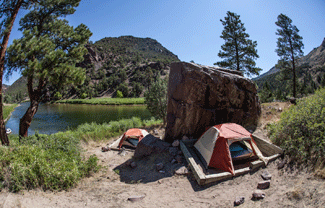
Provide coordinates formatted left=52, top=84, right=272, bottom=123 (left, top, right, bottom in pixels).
left=194, top=123, right=266, bottom=175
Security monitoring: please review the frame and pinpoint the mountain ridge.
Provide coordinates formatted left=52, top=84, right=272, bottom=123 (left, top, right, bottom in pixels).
left=4, top=35, right=180, bottom=102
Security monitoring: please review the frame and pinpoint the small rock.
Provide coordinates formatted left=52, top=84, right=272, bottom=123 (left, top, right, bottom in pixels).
left=182, top=135, right=189, bottom=141
left=119, top=149, right=127, bottom=156
left=154, top=129, right=159, bottom=135
left=252, top=190, right=265, bottom=200
left=130, top=161, right=137, bottom=169
left=261, top=170, right=272, bottom=180
left=101, top=146, right=110, bottom=152
left=171, top=159, right=177, bottom=164
left=156, top=163, right=164, bottom=171
left=277, top=160, right=286, bottom=170
left=257, top=180, right=270, bottom=189
left=175, top=155, right=183, bottom=163
left=175, top=166, right=189, bottom=175
left=234, top=196, right=245, bottom=206
left=172, top=140, right=180, bottom=147
left=169, top=147, right=178, bottom=156
left=128, top=195, right=145, bottom=202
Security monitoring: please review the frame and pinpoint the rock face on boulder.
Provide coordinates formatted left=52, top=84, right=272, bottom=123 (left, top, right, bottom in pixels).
left=164, top=62, right=261, bottom=142
left=134, top=134, right=170, bottom=158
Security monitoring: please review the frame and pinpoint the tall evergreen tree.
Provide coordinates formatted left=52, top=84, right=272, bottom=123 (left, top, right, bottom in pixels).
left=275, top=13, right=304, bottom=99
left=6, top=0, right=92, bottom=137
left=0, top=0, right=38, bottom=145
left=215, top=11, right=261, bottom=76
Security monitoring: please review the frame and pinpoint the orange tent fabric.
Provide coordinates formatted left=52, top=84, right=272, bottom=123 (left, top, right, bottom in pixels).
left=118, top=128, right=148, bottom=149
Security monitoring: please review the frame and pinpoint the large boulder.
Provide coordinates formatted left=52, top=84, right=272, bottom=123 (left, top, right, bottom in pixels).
left=134, top=134, right=171, bottom=158
left=164, top=62, right=261, bottom=142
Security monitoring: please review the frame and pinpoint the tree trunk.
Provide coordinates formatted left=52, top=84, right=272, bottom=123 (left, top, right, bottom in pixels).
left=19, top=100, right=39, bottom=138
left=0, top=0, right=24, bottom=145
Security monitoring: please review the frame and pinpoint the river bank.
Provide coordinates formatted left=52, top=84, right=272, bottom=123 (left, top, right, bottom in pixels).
left=3, top=104, right=18, bottom=123
left=55, top=97, right=145, bottom=105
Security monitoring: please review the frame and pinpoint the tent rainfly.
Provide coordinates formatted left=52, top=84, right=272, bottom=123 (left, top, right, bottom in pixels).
left=118, top=128, right=149, bottom=149
left=194, top=123, right=268, bottom=175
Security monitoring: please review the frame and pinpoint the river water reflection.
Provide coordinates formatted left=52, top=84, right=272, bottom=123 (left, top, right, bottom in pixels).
left=5, top=102, right=152, bottom=135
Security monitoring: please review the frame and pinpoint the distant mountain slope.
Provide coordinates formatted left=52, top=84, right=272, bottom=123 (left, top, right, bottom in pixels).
left=254, top=38, right=325, bottom=95
left=4, top=36, right=180, bottom=102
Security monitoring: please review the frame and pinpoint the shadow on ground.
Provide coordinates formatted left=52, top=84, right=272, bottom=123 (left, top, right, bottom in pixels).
left=113, top=152, right=187, bottom=184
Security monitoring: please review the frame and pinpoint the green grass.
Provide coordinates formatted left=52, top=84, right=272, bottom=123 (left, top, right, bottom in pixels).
left=67, top=117, right=162, bottom=142
left=55, top=97, right=145, bottom=105
left=0, top=133, right=99, bottom=192
left=0, top=116, right=162, bottom=192
left=3, top=104, right=18, bottom=120
left=268, top=87, right=325, bottom=171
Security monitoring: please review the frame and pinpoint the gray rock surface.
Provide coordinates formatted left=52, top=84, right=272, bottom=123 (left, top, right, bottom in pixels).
left=257, top=180, right=271, bottom=189
left=165, top=62, right=261, bottom=142
left=134, top=134, right=170, bottom=158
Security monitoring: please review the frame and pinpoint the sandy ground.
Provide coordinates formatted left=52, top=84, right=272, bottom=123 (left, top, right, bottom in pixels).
left=1, top=102, right=324, bottom=208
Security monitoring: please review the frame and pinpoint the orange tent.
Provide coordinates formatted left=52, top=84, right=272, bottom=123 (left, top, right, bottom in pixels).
left=194, top=123, right=264, bottom=175
left=118, top=128, right=149, bottom=149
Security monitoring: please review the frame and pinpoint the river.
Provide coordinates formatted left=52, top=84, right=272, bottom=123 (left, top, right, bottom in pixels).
left=5, top=102, right=152, bottom=135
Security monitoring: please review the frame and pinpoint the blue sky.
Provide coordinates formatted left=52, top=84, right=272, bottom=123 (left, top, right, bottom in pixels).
left=5, top=0, right=325, bottom=85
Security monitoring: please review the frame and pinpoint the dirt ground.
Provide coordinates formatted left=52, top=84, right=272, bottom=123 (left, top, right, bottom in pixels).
left=1, top=102, right=324, bottom=208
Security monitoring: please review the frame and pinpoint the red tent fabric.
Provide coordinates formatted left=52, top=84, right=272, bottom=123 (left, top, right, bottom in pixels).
left=194, top=123, right=259, bottom=175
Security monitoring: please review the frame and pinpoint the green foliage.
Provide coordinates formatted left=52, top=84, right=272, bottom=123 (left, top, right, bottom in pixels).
left=116, top=90, right=123, bottom=98
left=215, top=11, right=262, bottom=76
left=0, top=133, right=99, bottom=192
left=6, top=0, right=92, bottom=100
left=3, top=104, right=18, bottom=120
left=55, top=97, right=145, bottom=105
left=259, top=81, right=274, bottom=103
left=275, top=13, right=304, bottom=98
left=144, top=76, right=167, bottom=124
left=268, top=88, right=325, bottom=167
left=70, top=117, right=161, bottom=142
left=53, top=92, right=62, bottom=100
left=80, top=93, right=88, bottom=99
left=117, top=83, right=129, bottom=97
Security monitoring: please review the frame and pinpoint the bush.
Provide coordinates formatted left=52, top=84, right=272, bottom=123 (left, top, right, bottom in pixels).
left=268, top=88, right=325, bottom=167
left=80, top=93, right=88, bottom=99
left=116, top=90, right=123, bottom=98
left=54, top=92, right=62, bottom=100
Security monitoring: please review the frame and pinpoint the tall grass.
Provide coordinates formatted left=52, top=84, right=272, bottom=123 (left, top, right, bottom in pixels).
left=71, top=117, right=162, bottom=142
left=0, top=133, right=99, bottom=192
left=55, top=97, right=145, bottom=105
left=268, top=88, right=325, bottom=171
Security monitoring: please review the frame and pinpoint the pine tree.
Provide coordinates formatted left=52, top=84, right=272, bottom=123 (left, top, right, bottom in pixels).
left=215, top=11, right=262, bottom=76
left=6, top=0, right=92, bottom=137
left=0, top=0, right=38, bottom=145
left=275, top=14, right=304, bottom=99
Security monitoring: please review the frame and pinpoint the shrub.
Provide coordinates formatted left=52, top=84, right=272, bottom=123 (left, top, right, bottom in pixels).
left=81, top=93, right=88, bottom=99
left=268, top=88, right=325, bottom=167
left=116, top=90, right=123, bottom=98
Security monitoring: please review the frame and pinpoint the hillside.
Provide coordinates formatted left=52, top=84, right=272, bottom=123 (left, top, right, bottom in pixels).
left=254, top=38, right=325, bottom=100
left=4, top=36, right=180, bottom=102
